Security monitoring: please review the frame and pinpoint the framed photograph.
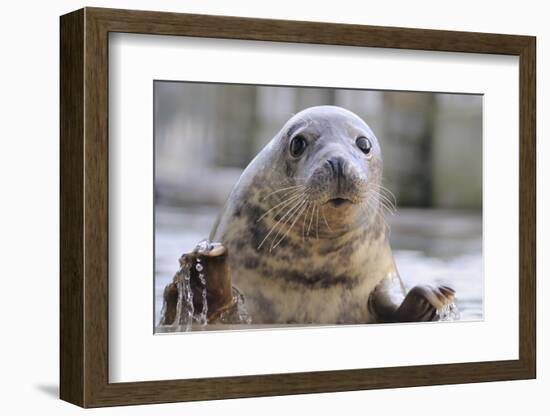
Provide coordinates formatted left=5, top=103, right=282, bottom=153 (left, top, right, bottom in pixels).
left=60, top=7, right=536, bottom=408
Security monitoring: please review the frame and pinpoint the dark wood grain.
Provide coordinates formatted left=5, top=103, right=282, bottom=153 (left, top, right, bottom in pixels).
left=59, top=8, right=84, bottom=406
left=59, top=7, right=537, bottom=408
left=518, top=38, right=536, bottom=376
left=88, top=7, right=532, bottom=54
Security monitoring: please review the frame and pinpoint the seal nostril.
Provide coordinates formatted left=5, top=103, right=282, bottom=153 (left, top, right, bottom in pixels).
left=327, top=157, right=344, bottom=178
left=326, top=158, right=336, bottom=174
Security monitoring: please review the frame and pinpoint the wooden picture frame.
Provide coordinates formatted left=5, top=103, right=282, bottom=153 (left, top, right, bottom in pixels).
left=60, top=7, right=536, bottom=408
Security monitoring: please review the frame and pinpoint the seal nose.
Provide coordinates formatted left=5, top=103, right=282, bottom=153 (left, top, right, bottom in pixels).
left=327, top=157, right=345, bottom=178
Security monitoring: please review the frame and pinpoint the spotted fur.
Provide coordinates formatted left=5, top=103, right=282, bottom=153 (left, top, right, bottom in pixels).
left=210, top=106, right=454, bottom=324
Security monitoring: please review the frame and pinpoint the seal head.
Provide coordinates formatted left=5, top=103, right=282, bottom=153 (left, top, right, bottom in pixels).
left=279, top=105, right=383, bottom=235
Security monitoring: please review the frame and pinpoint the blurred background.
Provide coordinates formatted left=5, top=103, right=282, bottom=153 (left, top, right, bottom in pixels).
left=154, top=81, right=483, bottom=325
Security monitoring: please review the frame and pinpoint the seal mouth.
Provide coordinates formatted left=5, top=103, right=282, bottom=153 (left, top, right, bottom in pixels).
left=326, top=197, right=352, bottom=208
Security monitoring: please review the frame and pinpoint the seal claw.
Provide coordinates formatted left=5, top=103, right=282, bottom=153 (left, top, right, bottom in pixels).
left=396, top=284, right=457, bottom=322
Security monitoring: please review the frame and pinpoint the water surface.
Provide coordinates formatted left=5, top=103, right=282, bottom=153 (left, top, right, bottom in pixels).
left=155, top=205, right=483, bottom=326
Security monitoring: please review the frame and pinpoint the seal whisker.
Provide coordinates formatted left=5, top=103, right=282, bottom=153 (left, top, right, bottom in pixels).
left=369, top=184, right=397, bottom=209
left=271, top=199, right=309, bottom=250
left=368, top=193, right=393, bottom=219
left=256, top=191, right=304, bottom=223
left=269, top=198, right=308, bottom=250
left=375, top=194, right=397, bottom=214
left=257, top=197, right=306, bottom=249
left=362, top=192, right=378, bottom=217
left=262, top=185, right=305, bottom=201
left=360, top=198, right=373, bottom=220
left=307, top=203, right=316, bottom=239
left=373, top=198, right=395, bottom=217
left=302, top=202, right=310, bottom=242
left=368, top=187, right=396, bottom=209
left=321, top=206, right=333, bottom=232
left=315, top=206, right=320, bottom=239
left=368, top=189, right=396, bottom=215
left=363, top=194, right=391, bottom=231
left=373, top=183, right=397, bottom=205
left=266, top=197, right=307, bottom=248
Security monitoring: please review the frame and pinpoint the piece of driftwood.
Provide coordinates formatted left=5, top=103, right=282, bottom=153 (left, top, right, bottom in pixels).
left=160, top=241, right=247, bottom=326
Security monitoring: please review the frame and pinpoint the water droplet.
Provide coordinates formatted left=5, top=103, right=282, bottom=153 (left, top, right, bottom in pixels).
left=198, top=273, right=206, bottom=285
left=437, top=302, right=461, bottom=321
left=195, top=239, right=212, bottom=253
left=199, top=287, right=208, bottom=326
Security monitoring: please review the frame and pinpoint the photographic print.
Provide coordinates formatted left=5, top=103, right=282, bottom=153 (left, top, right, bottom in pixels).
left=154, top=81, right=483, bottom=332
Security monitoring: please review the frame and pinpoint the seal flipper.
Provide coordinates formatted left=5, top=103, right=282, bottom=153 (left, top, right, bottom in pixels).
left=395, top=285, right=456, bottom=322
left=368, top=272, right=407, bottom=323
left=369, top=275, right=456, bottom=323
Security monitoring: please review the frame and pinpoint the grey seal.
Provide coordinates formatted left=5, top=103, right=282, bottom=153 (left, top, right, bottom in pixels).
left=210, top=105, right=455, bottom=324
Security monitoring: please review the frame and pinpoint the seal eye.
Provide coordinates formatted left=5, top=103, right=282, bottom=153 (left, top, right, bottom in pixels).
left=290, top=135, right=308, bottom=157
left=356, top=136, right=372, bottom=156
